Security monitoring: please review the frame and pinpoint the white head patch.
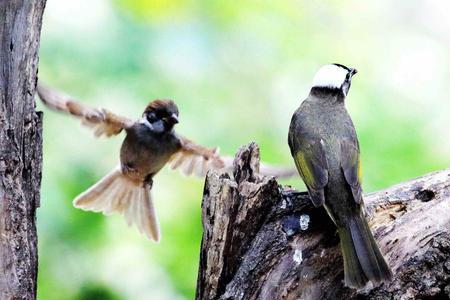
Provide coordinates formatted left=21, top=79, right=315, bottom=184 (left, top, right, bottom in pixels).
left=312, top=64, right=349, bottom=89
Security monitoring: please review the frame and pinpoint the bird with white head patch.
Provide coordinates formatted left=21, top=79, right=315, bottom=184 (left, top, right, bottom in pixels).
left=289, top=64, right=392, bottom=288
left=312, top=64, right=358, bottom=96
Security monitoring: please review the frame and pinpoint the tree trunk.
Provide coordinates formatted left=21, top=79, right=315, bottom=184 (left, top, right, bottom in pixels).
left=196, top=142, right=450, bottom=300
left=0, top=1, right=46, bottom=299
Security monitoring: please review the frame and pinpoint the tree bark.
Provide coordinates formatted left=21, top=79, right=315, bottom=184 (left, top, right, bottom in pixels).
left=196, top=142, right=450, bottom=300
left=0, top=1, right=46, bottom=299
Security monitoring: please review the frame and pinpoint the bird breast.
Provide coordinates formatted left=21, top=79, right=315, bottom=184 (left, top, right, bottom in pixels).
left=119, top=124, right=181, bottom=181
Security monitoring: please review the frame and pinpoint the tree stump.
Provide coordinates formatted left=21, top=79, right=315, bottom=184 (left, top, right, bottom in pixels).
left=0, top=1, right=46, bottom=299
left=196, top=142, right=450, bottom=300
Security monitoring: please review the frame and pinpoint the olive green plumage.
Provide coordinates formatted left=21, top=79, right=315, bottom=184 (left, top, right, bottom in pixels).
left=288, top=64, right=392, bottom=288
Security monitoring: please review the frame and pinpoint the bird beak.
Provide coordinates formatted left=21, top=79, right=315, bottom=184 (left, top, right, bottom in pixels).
left=349, top=68, right=358, bottom=77
left=165, top=113, right=179, bottom=125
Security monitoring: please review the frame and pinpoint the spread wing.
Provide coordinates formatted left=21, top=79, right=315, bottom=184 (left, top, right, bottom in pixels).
left=36, top=82, right=134, bottom=137
left=219, top=156, right=298, bottom=179
left=168, top=136, right=225, bottom=177
left=169, top=138, right=298, bottom=178
left=340, top=138, right=363, bottom=204
left=289, top=134, right=329, bottom=207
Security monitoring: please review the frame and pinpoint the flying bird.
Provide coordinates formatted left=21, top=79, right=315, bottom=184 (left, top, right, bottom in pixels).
left=288, top=64, right=392, bottom=288
left=37, top=83, right=296, bottom=242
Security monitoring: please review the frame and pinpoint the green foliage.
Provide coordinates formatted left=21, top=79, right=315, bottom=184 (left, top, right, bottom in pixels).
left=75, top=283, right=122, bottom=300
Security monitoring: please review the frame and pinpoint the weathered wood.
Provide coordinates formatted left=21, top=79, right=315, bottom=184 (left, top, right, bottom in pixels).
left=0, top=1, right=46, bottom=299
left=196, top=142, right=450, bottom=300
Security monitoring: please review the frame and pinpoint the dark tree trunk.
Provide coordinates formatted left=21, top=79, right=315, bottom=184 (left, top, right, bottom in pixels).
left=196, top=142, right=450, bottom=300
left=0, top=1, right=46, bottom=299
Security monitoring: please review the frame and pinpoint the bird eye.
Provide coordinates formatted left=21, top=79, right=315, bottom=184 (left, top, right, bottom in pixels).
left=146, top=112, right=157, bottom=123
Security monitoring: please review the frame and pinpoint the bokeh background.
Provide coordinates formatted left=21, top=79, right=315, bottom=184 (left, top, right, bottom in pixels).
left=37, top=1, right=450, bottom=299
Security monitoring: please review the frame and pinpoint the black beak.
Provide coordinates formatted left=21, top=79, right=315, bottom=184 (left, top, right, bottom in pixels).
left=349, top=68, right=358, bottom=77
left=165, top=113, right=179, bottom=125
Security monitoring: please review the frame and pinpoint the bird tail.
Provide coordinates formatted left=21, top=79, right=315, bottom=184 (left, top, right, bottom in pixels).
left=73, top=166, right=160, bottom=242
left=338, top=213, right=392, bottom=288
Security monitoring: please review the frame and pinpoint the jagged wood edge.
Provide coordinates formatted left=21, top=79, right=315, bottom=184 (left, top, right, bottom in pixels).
left=196, top=142, right=450, bottom=300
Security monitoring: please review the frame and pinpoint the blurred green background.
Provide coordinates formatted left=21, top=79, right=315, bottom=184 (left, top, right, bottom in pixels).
left=37, top=1, right=450, bottom=299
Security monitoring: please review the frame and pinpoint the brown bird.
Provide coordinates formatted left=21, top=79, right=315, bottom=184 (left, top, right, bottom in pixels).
left=37, top=83, right=227, bottom=242
left=37, top=83, right=297, bottom=242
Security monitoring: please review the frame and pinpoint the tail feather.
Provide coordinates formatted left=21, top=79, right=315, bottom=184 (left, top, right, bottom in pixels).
left=350, top=216, right=392, bottom=283
left=74, top=168, right=119, bottom=210
left=73, top=167, right=160, bottom=242
left=338, top=213, right=392, bottom=288
left=127, top=188, right=159, bottom=240
left=338, top=227, right=368, bottom=288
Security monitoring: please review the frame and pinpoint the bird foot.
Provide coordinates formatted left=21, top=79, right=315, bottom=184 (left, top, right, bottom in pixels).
left=143, top=176, right=153, bottom=189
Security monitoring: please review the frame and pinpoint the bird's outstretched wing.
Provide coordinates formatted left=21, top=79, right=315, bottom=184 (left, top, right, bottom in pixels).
left=36, top=82, right=134, bottom=137
left=170, top=137, right=298, bottom=179
left=168, top=136, right=225, bottom=177
left=220, top=156, right=298, bottom=179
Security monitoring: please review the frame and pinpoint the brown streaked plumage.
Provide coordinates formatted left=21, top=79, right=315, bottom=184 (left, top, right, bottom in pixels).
left=144, top=99, right=177, bottom=113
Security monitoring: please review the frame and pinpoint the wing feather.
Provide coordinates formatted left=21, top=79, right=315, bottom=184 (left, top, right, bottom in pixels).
left=36, top=82, right=134, bottom=137
left=289, top=134, right=329, bottom=207
left=340, top=138, right=363, bottom=204
left=169, top=136, right=224, bottom=177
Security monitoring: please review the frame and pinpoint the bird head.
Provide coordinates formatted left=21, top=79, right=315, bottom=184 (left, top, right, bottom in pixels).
left=311, top=64, right=357, bottom=97
left=141, top=99, right=179, bottom=133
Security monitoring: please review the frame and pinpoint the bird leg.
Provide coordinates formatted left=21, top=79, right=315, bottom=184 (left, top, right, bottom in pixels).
left=143, top=175, right=153, bottom=189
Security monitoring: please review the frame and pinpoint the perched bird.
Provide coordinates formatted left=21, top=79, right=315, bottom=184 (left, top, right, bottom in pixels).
left=37, top=83, right=296, bottom=242
left=288, top=64, right=392, bottom=288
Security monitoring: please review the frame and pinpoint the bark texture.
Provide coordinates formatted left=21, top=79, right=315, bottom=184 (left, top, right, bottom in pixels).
left=196, top=142, right=450, bottom=300
left=0, top=1, right=46, bottom=299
